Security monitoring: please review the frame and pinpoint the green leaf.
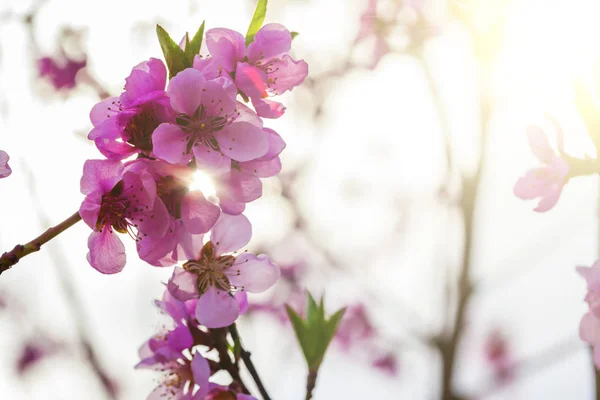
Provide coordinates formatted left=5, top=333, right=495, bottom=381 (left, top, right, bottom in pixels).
left=291, top=31, right=299, bottom=40
left=286, top=293, right=347, bottom=371
left=286, top=305, right=311, bottom=363
left=156, top=24, right=188, bottom=79
left=245, top=0, right=268, bottom=46
left=185, top=21, right=206, bottom=65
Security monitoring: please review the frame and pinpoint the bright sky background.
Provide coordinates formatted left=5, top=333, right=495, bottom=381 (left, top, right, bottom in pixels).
left=1, top=0, right=600, bottom=399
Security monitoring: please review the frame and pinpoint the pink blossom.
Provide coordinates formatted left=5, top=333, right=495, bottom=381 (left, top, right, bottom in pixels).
left=578, top=261, right=600, bottom=367
left=513, top=125, right=569, bottom=212
left=152, top=68, right=269, bottom=171
left=335, top=304, right=375, bottom=349
left=88, top=58, right=173, bottom=160
left=0, top=150, right=11, bottom=178
left=79, top=160, right=170, bottom=273
left=128, top=159, right=220, bottom=266
left=137, top=346, right=210, bottom=400
left=214, top=128, right=285, bottom=215
left=204, top=25, right=308, bottom=118
left=167, top=214, right=280, bottom=328
left=37, top=56, right=86, bottom=90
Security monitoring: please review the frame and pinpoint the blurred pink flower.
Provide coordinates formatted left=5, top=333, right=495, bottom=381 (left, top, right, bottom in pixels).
left=0, top=150, right=11, bottom=178
left=37, top=55, right=86, bottom=90
left=372, top=353, right=399, bottom=376
left=578, top=261, right=600, bottom=367
left=168, top=214, right=280, bottom=328
left=484, top=329, right=514, bottom=383
left=16, top=339, right=60, bottom=376
left=335, top=304, right=375, bottom=349
left=514, top=125, right=569, bottom=212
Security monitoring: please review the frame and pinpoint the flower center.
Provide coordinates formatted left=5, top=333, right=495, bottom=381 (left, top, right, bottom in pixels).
left=96, top=180, right=133, bottom=234
left=175, top=103, right=239, bottom=154
left=156, top=175, right=189, bottom=219
left=183, top=241, right=236, bottom=293
left=124, top=106, right=160, bottom=152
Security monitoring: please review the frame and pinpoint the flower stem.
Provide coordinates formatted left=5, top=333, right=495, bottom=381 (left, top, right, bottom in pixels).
left=228, top=323, right=272, bottom=400
left=305, top=369, right=317, bottom=400
left=0, top=211, right=82, bottom=275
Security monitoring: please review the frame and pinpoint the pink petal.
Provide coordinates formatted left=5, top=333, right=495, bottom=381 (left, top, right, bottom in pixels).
left=218, top=122, right=269, bottom=162
left=181, top=192, right=221, bottom=234
left=251, top=98, right=286, bottom=119
left=235, top=63, right=268, bottom=99
left=190, top=354, right=210, bottom=396
left=167, top=68, right=206, bottom=116
left=201, top=80, right=237, bottom=118
left=205, top=28, right=246, bottom=72
left=247, top=24, right=291, bottom=63
left=268, top=55, right=309, bottom=95
left=228, top=253, right=280, bottom=293
left=195, top=286, right=240, bottom=328
left=527, top=125, right=555, bottom=164
left=94, top=138, right=138, bottom=160
left=79, top=192, right=102, bottom=229
left=151, top=123, right=191, bottom=165
left=89, top=96, right=119, bottom=126
left=580, top=312, right=600, bottom=345
left=239, top=157, right=282, bottom=178
left=193, top=56, right=222, bottom=80
left=137, top=197, right=171, bottom=238
left=86, top=229, right=126, bottom=274
left=168, top=267, right=200, bottom=301
left=219, top=198, right=246, bottom=215
left=167, top=325, right=194, bottom=351
left=211, top=213, right=252, bottom=255
left=227, top=169, right=263, bottom=202
left=192, top=144, right=231, bottom=173
left=80, top=160, right=123, bottom=195
left=533, top=186, right=562, bottom=212
left=235, top=291, right=249, bottom=314
left=121, top=58, right=166, bottom=107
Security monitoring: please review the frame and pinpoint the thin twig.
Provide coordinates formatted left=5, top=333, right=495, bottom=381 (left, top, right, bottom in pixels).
left=228, top=323, right=272, bottom=400
left=0, top=211, right=82, bottom=275
left=209, top=328, right=250, bottom=394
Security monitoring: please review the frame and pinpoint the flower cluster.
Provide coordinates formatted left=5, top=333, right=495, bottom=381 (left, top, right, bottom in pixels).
left=77, top=18, right=307, bottom=398
left=136, top=289, right=256, bottom=399
left=79, top=17, right=305, bottom=368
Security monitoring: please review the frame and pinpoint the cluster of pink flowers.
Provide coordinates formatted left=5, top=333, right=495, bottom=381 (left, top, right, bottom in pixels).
left=79, top=20, right=307, bottom=398
left=136, top=289, right=255, bottom=399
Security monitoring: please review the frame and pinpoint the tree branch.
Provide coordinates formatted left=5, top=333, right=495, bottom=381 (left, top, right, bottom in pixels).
left=0, top=211, right=82, bottom=275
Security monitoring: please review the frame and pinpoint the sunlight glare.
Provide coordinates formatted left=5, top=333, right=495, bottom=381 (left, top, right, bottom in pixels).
left=189, top=170, right=216, bottom=197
